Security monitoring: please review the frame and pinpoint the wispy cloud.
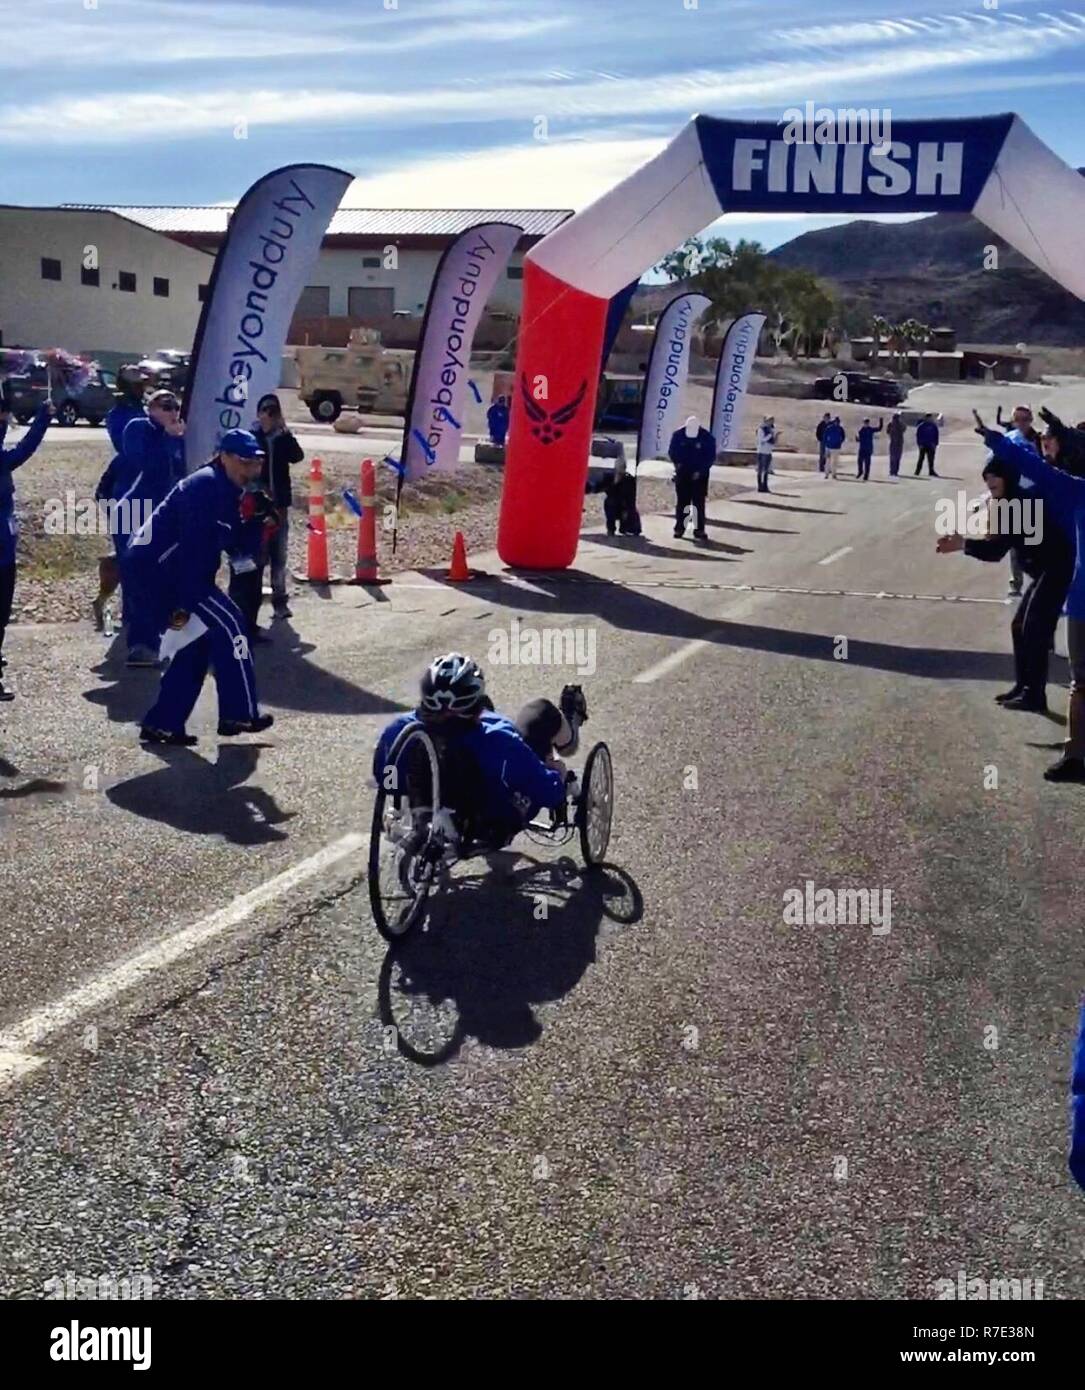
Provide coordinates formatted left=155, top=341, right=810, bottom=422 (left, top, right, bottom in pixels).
left=5, top=8, right=1085, bottom=147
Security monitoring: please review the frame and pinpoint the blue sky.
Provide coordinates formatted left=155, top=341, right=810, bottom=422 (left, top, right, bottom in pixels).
left=5, top=0, right=1085, bottom=255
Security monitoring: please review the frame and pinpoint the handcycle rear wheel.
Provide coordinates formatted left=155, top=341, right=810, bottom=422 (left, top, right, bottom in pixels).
left=577, top=741, right=613, bottom=867
left=369, top=723, right=444, bottom=943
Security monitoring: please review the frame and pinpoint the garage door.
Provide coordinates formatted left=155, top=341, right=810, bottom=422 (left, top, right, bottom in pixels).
left=348, top=286, right=395, bottom=319
left=296, top=285, right=330, bottom=316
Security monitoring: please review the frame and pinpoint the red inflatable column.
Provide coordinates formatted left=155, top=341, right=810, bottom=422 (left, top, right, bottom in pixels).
left=497, top=261, right=608, bottom=569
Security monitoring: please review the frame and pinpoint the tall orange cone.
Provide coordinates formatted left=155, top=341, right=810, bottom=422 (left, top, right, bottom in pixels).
left=447, top=530, right=474, bottom=582
left=350, top=458, right=390, bottom=585
left=305, top=456, right=330, bottom=583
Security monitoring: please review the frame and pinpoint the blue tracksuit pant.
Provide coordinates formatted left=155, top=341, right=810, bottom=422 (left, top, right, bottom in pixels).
left=143, top=590, right=259, bottom=732
left=119, top=542, right=164, bottom=652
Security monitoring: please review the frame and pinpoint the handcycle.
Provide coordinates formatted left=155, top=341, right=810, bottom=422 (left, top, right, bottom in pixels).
left=368, top=721, right=613, bottom=943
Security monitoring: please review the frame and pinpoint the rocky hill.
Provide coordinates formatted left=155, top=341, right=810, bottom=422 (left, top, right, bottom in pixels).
left=768, top=211, right=1085, bottom=346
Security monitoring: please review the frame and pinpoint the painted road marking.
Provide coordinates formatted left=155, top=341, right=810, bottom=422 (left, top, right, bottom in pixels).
left=818, top=546, right=853, bottom=566
left=634, top=634, right=722, bottom=684
left=0, top=832, right=366, bottom=1088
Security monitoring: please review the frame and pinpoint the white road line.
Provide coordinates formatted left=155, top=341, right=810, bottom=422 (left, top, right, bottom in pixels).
left=818, top=546, right=854, bottom=566
left=0, top=832, right=365, bottom=1087
left=634, top=638, right=713, bottom=683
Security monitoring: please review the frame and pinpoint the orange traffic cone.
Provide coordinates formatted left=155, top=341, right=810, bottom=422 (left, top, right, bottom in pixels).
left=350, top=458, right=390, bottom=585
left=305, top=456, right=330, bottom=583
left=447, top=531, right=474, bottom=582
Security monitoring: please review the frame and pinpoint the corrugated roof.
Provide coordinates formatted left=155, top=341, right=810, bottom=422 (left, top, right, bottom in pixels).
left=60, top=205, right=571, bottom=238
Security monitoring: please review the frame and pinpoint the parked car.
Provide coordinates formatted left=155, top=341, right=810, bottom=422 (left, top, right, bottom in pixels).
left=6, top=362, right=119, bottom=427
left=812, top=371, right=906, bottom=407
left=136, top=349, right=190, bottom=392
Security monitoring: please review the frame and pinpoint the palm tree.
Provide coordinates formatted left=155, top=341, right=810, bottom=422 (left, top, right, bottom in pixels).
left=871, top=314, right=890, bottom=371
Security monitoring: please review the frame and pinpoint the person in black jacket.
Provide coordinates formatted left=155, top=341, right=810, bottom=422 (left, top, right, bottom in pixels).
left=936, top=455, right=1073, bottom=712
left=586, top=453, right=641, bottom=536
left=253, top=394, right=304, bottom=619
left=669, top=415, right=716, bottom=539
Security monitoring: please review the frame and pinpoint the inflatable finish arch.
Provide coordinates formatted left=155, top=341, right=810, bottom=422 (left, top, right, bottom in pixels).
left=498, top=113, right=1085, bottom=568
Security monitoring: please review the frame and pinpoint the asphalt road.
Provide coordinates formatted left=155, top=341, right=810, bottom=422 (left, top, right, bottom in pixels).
left=1, top=406, right=1083, bottom=1299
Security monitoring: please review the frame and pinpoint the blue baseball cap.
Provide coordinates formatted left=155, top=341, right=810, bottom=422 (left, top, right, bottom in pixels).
left=219, top=428, right=265, bottom=459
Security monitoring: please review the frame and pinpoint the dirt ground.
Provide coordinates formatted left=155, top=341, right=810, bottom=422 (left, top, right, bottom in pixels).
left=10, top=442, right=740, bottom=626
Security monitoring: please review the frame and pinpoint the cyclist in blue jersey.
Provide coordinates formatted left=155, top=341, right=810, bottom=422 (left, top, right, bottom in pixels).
left=373, top=653, right=588, bottom=847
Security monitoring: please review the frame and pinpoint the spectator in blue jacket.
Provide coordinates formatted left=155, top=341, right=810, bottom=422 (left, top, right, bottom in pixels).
left=116, top=388, right=186, bottom=666
left=92, top=367, right=146, bottom=631
left=815, top=413, right=831, bottom=472
left=105, top=366, right=146, bottom=452
left=915, top=415, right=940, bottom=476
left=979, top=411, right=1085, bottom=781
left=0, top=401, right=52, bottom=700
left=127, top=429, right=274, bottom=746
left=855, top=416, right=884, bottom=480
left=822, top=416, right=845, bottom=479
left=669, top=415, right=716, bottom=539
left=486, top=395, right=510, bottom=449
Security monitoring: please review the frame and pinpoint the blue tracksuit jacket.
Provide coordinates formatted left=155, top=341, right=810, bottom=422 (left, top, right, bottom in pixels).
left=822, top=422, right=845, bottom=450
left=126, top=463, right=244, bottom=621
left=374, top=710, right=566, bottom=826
left=916, top=420, right=940, bottom=449
left=984, top=430, right=1085, bottom=619
left=106, top=401, right=145, bottom=453
left=114, top=417, right=185, bottom=548
left=0, top=405, right=50, bottom=567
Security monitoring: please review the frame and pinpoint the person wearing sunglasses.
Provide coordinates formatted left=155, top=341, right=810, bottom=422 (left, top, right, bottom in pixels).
left=115, top=389, right=186, bottom=666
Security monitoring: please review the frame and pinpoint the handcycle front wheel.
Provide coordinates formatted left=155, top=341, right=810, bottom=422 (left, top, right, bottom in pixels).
left=369, top=723, right=445, bottom=943
left=576, top=741, right=613, bottom=867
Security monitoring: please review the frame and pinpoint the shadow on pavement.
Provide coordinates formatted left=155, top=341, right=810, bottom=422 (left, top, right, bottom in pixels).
left=0, top=755, right=67, bottom=800
left=377, top=859, right=642, bottom=1065
left=106, top=743, right=295, bottom=845
left=583, top=533, right=747, bottom=560
left=83, top=618, right=404, bottom=724
left=707, top=517, right=798, bottom=536
left=733, top=498, right=845, bottom=516
left=253, top=619, right=404, bottom=717
left=423, top=567, right=1029, bottom=685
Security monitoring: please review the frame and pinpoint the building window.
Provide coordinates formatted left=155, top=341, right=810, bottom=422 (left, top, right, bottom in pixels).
left=41, top=257, right=62, bottom=281
left=153, top=277, right=170, bottom=298
left=362, top=256, right=381, bottom=269
left=507, top=265, right=523, bottom=279
left=81, top=265, right=99, bottom=287
left=198, top=284, right=208, bottom=302
left=117, top=271, right=136, bottom=293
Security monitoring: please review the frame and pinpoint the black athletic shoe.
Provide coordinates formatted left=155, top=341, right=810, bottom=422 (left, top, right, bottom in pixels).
left=218, top=713, right=275, bottom=736
left=560, top=684, right=588, bottom=726
left=1044, top=755, right=1085, bottom=783
left=1001, top=694, right=1048, bottom=714
left=139, top=726, right=197, bottom=747
left=692, top=528, right=708, bottom=540
left=994, top=685, right=1025, bottom=704
left=673, top=528, right=685, bottom=539
left=0, top=684, right=13, bottom=703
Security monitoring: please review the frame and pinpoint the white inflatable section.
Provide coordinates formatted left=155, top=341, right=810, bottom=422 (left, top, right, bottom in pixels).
left=527, top=119, right=722, bottom=299
left=973, top=116, right=1085, bottom=301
